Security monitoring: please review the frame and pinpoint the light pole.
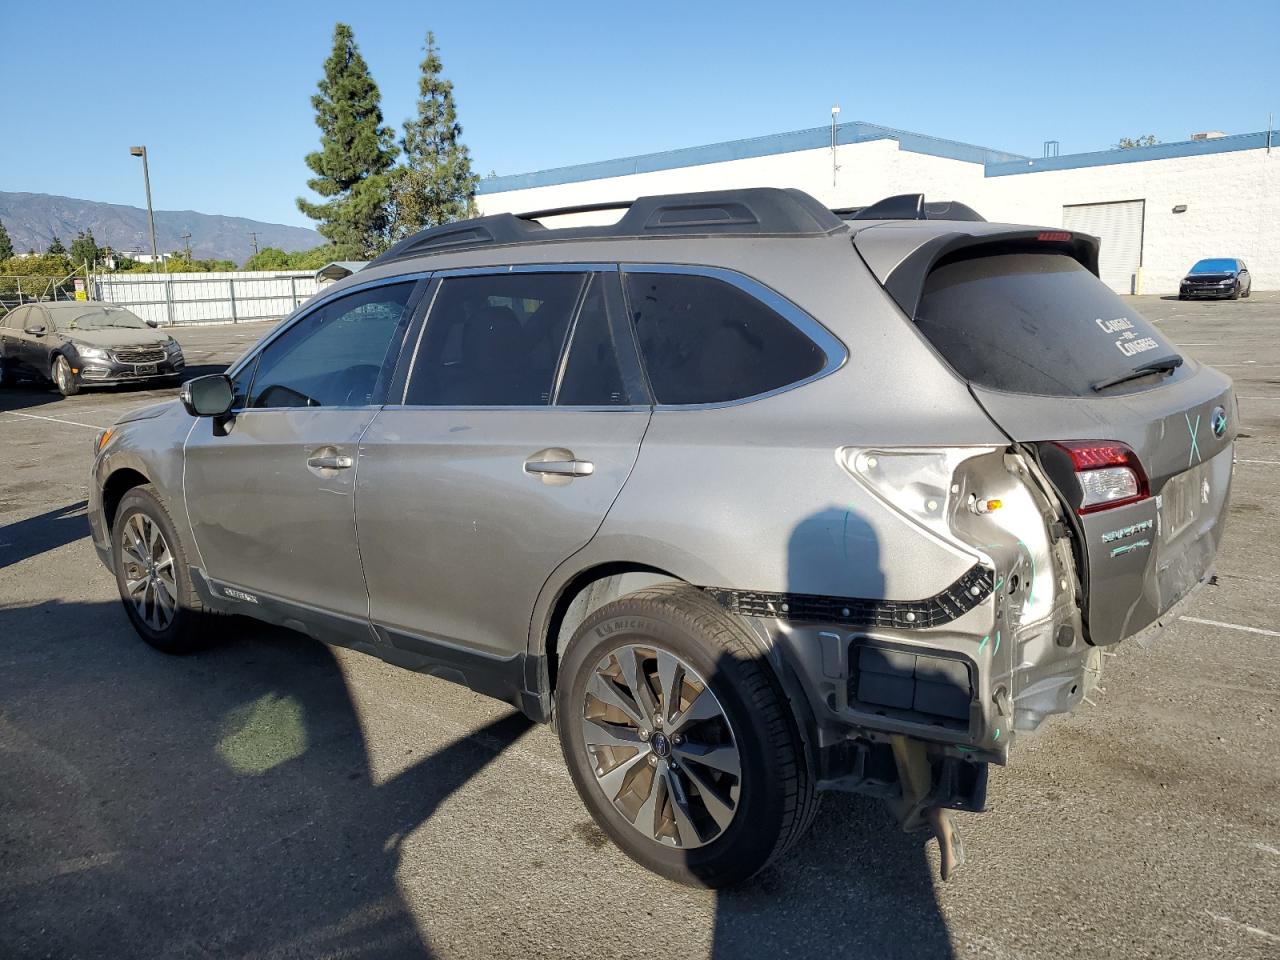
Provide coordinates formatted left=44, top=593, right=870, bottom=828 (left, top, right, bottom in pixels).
left=830, top=105, right=841, bottom=188
left=129, top=146, right=160, bottom=273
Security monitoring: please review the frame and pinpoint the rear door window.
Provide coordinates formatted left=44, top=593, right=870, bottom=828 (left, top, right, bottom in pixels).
left=405, top=272, right=585, bottom=406
left=623, top=271, right=824, bottom=405
left=915, top=252, right=1182, bottom=397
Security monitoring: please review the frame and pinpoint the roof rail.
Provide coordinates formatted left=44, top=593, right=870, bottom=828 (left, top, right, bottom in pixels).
left=833, top=194, right=987, bottom=223
left=368, top=188, right=848, bottom=267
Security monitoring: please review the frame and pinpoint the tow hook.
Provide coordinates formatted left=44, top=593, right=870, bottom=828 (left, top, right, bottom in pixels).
left=890, top=734, right=975, bottom=881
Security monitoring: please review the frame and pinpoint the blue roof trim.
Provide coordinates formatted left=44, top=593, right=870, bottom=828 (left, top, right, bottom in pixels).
left=985, top=130, right=1280, bottom=176
left=477, top=121, right=1027, bottom=195
left=478, top=124, right=1280, bottom=196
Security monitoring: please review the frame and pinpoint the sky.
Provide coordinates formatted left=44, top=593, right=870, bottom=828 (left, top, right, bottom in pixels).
left=2, top=0, right=1277, bottom=230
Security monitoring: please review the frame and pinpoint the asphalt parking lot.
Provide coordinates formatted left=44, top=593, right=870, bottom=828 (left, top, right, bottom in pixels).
left=2, top=294, right=1278, bottom=960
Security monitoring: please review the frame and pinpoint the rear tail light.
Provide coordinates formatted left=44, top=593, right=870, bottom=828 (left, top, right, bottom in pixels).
left=1052, top=441, right=1149, bottom=514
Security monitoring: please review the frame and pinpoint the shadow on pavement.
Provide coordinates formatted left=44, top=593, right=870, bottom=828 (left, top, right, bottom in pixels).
left=712, top=799, right=953, bottom=959
left=0, top=600, right=533, bottom=959
left=0, top=384, right=64, bottom=413
left=0, top=501, right=88, bottom=570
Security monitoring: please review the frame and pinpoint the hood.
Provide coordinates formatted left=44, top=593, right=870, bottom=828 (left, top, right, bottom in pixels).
left=61, top=327, right=172, bottom=347
left=115, top=398, right=182, bottom=426
left=1184, top=272, right=1235, bottom=282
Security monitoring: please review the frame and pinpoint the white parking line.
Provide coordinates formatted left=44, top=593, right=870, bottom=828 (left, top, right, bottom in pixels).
left=0, top=411, right=105, bottom=430
left=1236, top=459, right=1280, bottom=466
left=1206, top=911, right=1280, bottom=944
left=1180, top=616, right=1280, bottom=638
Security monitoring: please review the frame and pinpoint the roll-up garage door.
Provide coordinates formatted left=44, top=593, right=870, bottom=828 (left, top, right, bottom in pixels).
left=1063, top=200, right=1145, bottom=294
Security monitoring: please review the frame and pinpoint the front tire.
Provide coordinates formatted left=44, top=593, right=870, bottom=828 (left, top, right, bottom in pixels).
left=112, top=485, right=214, bottom=654
left=556, top=584, right=817, bottom=887
left=52, top=355, right=80, bottom=396
left=1229, top=283, right=1241, bottom=301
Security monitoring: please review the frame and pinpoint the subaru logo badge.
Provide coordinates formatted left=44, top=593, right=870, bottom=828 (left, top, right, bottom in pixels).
left=1211, top=406, right=1228, bottom=439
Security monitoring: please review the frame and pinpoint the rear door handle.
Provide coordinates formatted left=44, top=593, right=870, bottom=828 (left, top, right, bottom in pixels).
left=524, top=459, right=594, bottom=477
left=308, top=454, right=353, bottom=470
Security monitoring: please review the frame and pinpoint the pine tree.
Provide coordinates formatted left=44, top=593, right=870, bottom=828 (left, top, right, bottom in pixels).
left=296, top=23, right=399, bottom=257
left=390, top=32, right=479, bottom=239
left=70, top=229, right=100, bottom=268
left=0, top=219, right=13, bottom=261
left=47, top=235, right=66, bottom=255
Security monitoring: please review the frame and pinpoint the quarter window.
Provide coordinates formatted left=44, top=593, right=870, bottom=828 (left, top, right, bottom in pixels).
left=405, top=272, right=585, bottom=406
left=246, top=282, right=417, bottom=408
left=623, top=272, right=825, bottom=405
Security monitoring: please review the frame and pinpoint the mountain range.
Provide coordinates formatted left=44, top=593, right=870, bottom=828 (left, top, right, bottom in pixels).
left=0, top=192, right=323, bottom=264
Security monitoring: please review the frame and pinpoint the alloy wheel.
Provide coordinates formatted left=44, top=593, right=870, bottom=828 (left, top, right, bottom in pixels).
left=121, top=512, right=178, bottom=631
left=581, top=644, right=741, bottom=849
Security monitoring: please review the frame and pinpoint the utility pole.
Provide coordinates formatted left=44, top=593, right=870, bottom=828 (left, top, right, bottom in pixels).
left=180, top=232, right=192, bottom=259
left=129, top=145, right=160, bottom=273
left=249, top=232, right=260, bottom=257
left=830, top=105, right=841, bottom=188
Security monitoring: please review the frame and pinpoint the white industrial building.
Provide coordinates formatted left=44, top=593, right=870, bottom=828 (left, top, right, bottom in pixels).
left=476, top=121, right=1279, bottom=295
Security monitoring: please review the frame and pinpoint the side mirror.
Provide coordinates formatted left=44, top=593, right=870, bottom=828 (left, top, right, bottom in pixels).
left=146, top=319, right=159, bottom=328
left=180, top=374, right=234, bottom=417
left=24, top=325, right=46, bottom=337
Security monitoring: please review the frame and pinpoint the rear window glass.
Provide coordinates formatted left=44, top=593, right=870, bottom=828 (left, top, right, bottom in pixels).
left=915, top=252, right=1181, bottom=397
left=624, top=272, right=824, bottom=405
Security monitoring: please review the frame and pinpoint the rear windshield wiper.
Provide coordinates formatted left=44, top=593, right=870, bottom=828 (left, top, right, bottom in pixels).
left=1092, top=354, right=1184, bottom=392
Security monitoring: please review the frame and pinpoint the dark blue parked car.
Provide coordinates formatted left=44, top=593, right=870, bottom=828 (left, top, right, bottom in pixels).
left=1179, top=258, right=1252, bottom=300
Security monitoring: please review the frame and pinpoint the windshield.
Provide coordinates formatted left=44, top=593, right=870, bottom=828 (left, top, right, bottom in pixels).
left=1189, top=259, right=1237, bottom=274
left=67, top=307, right=150, bottom=330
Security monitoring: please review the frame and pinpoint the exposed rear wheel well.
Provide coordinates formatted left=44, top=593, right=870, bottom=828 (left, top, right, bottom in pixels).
left=542, top=563, right=683, bottom=693
left=102, top=468, right=151, bottom=531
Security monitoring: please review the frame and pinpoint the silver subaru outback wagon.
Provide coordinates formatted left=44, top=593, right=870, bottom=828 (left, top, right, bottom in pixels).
left=88, top=189, right=1234, bottom=886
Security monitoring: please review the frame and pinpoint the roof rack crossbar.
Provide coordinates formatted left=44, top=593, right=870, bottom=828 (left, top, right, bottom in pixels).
left=517, top=200, right=634, bottom=221
left=836, top=194, right=987, bottom=223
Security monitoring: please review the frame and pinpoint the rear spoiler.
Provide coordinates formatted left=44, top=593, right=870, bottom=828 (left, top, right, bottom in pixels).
left=855, top=227, right=1102, bottom=319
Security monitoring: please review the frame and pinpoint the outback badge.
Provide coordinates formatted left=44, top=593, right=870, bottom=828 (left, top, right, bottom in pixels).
left=1211, top=405, right=1228, bottom=438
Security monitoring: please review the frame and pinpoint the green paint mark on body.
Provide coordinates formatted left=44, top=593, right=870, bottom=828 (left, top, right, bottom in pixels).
left=994, top=630, right=1002, bottom=654
left=978, top=635, right=990, bottom=653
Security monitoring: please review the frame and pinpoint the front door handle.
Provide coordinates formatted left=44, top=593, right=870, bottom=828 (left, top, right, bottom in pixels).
left=307, top=454, right=353, bottom=470
left=524, top=448, right=595, bottom=484
left=525, top=459, right=594, bottom=477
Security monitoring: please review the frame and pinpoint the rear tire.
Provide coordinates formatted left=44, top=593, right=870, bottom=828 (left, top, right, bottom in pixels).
left=556, top=583, right=817, bottom=887
left=52, top=355, right=80, bottom=396
left=112, top=485, right=215, bottom=654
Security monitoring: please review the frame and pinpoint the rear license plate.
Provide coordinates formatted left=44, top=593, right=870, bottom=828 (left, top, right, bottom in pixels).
left=135, top=363, right=158, bottom=376
left=1159, top=468, right=1199, bottom=541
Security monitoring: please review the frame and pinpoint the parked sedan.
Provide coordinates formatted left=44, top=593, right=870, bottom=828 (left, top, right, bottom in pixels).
left=1179, top=258, right=1252, bottom=300
left=0, top=302, right=185, bottom=396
